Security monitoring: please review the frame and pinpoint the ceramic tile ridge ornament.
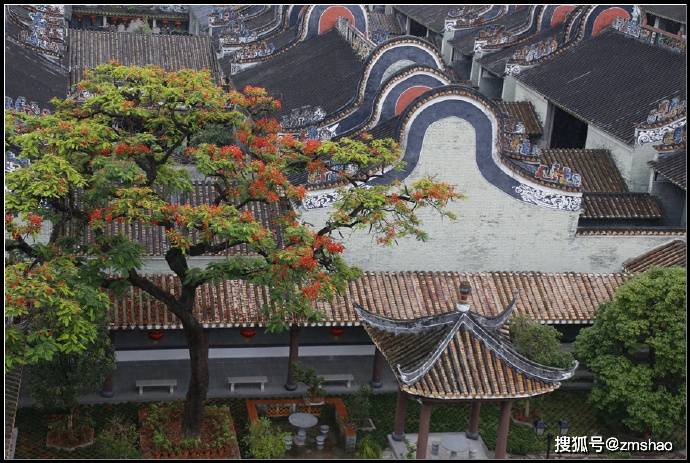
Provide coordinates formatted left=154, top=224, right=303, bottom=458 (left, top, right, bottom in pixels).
left=457, top=281, right=472, bottom=312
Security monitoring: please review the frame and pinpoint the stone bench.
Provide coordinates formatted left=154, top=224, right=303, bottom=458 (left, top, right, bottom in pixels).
left=227, top=375, right=268, bottom=392
left=319, top=373, right=354, bottom=388
left=136, top=379, right=177, bottom=395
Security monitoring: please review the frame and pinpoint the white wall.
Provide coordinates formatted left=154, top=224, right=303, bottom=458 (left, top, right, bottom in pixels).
left=297, top=117, right=672, bottom=273
left=501, top=74, right=517, bottom=102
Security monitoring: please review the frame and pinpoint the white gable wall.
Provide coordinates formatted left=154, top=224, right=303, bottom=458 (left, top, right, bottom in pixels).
left=298, top=117, right=672, bottom=272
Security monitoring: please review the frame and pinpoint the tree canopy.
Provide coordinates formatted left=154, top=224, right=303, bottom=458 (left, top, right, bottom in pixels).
left=574, top=267, right=686, bottom=440
left=5, top=62, right=461, bottom=435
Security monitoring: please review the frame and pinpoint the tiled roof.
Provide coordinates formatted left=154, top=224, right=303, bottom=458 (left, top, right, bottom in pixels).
left=59, top=183, right=290, bottom=256
left=496, top=101, right=542, bottom=136
left=368, top=11, right=404, bottom=35
left=539, top=149, right=628, bottom=193
left=624, top=239, right=688, bottom=272
left=478, top=24, right=564, bottom=76
left=449, top=6, right=534, bottom=55
left=230, top=30, right=364, bottom=119
left=581, top=193, right=663, bottom=220
left=622, top=240, right=687, bottom=273
left=576, top=226, right=686, bottom=236
left=4, top=367, right=22, bottom=460
left=5, top=18, right=69, bottom=109
left=68, top=28, right=221, bottom=87
left=516, top=29, right=686, bottom=145
left=108, top=271, right=630, bottom=329
left=641, top=5, right=687, bottom=24
left=366, top=116, right=402, bottom=142
left=72, top=5, right=188, bottom=19
left=360, top=307, right=574, bottom=399
left=649, top=150, right=686, bottom=190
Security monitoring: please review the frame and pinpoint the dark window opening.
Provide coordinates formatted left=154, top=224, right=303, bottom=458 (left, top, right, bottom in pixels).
left=409, top=18, right=427, bottom=38
left=658, top=17, right=682, bottom=35
left=550, top=106, right=588, bottom=149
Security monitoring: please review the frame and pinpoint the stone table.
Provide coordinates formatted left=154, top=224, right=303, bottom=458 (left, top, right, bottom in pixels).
left=441, top=434, right=469, bottom=459
left=289, top=412, right=318, bottom=447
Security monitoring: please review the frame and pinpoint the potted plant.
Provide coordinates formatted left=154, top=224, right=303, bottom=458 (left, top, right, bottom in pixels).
left=292, top=363, right=326, bottom=406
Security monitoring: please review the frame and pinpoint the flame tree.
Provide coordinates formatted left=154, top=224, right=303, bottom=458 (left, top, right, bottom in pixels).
left=5, top=62, right=461, bottom=437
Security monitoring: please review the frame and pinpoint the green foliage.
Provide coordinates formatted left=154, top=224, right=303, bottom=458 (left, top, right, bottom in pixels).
left=26, top=324, right=115, bottom=413
left=509, top=315, right=574, bottom=368
left=5, top=257, right=112, bottom=371
left=144, top=403, right=234, bottom=453
left=574, top=267, right=686, bottom=441
left=5, top=62, right=461, bottom=436
left=291, top=362, right=326, bottom=398
left=96, top=415, right=140, bottom=459
left=348, top=384, right=372, bottom=426
left=244, top=417, right=289, bottom=459
left=357, top=433, right=383, bottom=459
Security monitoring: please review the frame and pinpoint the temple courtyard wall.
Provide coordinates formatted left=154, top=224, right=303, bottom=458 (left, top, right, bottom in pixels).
left=298, top=117, right=672, bottom=273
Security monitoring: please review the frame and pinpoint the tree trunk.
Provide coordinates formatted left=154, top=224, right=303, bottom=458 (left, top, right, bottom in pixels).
left=181, top=322, right=209, bottom=438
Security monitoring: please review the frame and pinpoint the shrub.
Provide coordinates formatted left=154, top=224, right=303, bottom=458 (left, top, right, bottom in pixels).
left=357, top=433, right=382, bottom=459
left=244, top=417, right=290, bottom=459
left=510, top=315, right=574, bottom=368
left=96, top=415, right=140, bottom=459
left=349, top=384, right=372, bottom=427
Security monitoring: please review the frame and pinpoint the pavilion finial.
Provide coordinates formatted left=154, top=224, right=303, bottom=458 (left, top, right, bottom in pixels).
left=456, top=281, right=472, bottom=312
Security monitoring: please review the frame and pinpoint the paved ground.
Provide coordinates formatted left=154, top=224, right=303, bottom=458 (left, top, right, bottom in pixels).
left=387, top=432, right=492, bottom=459
left=19, top=355, right=399, bottom=406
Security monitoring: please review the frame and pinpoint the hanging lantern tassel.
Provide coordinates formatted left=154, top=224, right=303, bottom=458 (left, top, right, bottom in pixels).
left=330, top=326, right=344, bottom=340
left=240, top=327, right=256, bottom=343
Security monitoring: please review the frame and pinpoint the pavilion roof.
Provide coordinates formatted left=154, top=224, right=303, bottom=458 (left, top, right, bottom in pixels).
left=107, top=271, right=630, bottom=330
left=355, top=298, right=577, bottom=400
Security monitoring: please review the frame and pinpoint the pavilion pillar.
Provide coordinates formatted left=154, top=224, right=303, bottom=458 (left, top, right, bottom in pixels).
left=494, top=400, right=513, bottom=459
left=416, top=401, right=433, bottom=459
left=284, top=324, right=300, bottom=391
left=370, top=347, right=385, bottom=388
left=392, top=389, right=408, bottom=441
left=102, top=15, right=107, bottom=27
left=467, top=401, right=481, bottom=440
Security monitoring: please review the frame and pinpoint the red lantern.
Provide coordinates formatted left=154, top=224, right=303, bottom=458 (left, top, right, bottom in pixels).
left=330, top=326, right=344, bottom=338
left=76, top=15, right=82, bottom=21
left=240, top=327, right=256, bottom=342
left=175, top=20, right=182, bottom=27
left=148, top=330, right=165, bottom=342
left=91, top=15, right=97, bottom=21
left=162, top=19, right=168, bottom=25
